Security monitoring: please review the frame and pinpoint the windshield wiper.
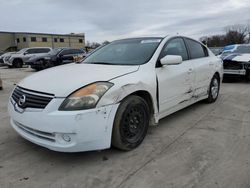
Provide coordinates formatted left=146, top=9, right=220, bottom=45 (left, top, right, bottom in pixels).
left=84, top=62, right=116, bottom=65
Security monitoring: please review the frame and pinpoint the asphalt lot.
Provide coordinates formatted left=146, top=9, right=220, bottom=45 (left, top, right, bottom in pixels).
left=0, top=67, right=250, bottom=188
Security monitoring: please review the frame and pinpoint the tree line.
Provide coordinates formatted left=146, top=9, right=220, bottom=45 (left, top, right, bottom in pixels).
left=200, top=24, right=250, bottom=47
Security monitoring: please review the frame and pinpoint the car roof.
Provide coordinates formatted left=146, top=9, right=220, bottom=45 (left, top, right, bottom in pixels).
left=113, top=37, right=164, bottom=43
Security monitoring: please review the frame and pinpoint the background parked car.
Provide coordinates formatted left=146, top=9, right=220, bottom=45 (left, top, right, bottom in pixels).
left=4, top=47, right=52, bottom=68
left=26, top=48, right=86, bottom=71
left=219, top=44, right=250, bottom=59
left=223, top=53, right=250, bottom=81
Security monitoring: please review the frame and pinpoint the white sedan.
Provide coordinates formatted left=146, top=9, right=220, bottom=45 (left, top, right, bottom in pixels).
left=8, top=36, right=223, bottom=152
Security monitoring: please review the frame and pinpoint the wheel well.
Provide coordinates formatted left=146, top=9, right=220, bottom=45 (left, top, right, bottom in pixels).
left=127, top=90, right=155, bottom=119
left=13, top=58, right=23, bottom=64
left=214, top=72, right=220, bottom=81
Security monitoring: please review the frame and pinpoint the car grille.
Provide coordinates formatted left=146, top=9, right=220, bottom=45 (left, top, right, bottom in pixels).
left=223, top=60, right=244, bottom=70
left=11, top=86, right=54, bottom=109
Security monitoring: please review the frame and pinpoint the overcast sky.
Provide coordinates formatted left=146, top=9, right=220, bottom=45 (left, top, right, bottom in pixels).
left=0, top=0, right=250, bottom=43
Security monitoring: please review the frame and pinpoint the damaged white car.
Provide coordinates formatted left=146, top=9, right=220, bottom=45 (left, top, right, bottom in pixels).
left=8, top=36, right=223, bottom=152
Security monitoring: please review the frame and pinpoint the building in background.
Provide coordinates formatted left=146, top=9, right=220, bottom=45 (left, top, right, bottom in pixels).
left=0, top=31, right=85, bottom=52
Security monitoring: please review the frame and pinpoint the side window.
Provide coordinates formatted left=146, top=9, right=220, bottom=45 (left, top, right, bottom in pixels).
left=36, top=48, right=51, bottom=53
left=60, top=49, right=72, bottom=56
left=25, top=49, right=37, bottom=54
left=185, top=39, right=207, bottom=59
left=160, top=38, right=188, bottom=61
left=71, top=49, right=79, bottom=54
left=73, top=49, right=85, bottom=54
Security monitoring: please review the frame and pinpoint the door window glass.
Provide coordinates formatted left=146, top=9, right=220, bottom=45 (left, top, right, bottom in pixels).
left=185, top=39, right=207, bottom=59
left=160, top=38, right=188, bottom=61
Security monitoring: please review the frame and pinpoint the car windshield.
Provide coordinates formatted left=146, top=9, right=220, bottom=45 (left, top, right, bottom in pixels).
left=234, top=46, right=250, bottom=53
left=83, top=38, right=162, bottom=65
left=49, top=48, right=63, bottom=55
left=17, top=48, right=28, bottom=53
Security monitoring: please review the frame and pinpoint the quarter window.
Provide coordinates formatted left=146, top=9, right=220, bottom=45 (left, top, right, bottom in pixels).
left=185, top=39, right=207, bottom=59
left=160, top=38, right=188, bottom=61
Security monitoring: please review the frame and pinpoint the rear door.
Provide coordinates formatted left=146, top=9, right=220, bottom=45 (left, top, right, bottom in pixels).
left=184, top=38, right=212, bottom=98
left=156, top=37, right=195, bottom=116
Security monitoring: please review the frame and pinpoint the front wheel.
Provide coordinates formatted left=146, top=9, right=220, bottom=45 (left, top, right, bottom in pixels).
left=13, top=59, right=23, bottom=68
left=206, top=75, right=220, bottom=103
left=112, top=95, right=150, bottom=151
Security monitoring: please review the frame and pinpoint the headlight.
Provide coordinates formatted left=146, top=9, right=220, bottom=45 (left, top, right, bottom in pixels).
left=59, top=82, right=113, bottom=111
left=4, top=56, right=11, bottom=61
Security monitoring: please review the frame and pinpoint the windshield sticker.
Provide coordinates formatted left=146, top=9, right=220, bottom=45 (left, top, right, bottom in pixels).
left=141, top=39, right=161, bottom=44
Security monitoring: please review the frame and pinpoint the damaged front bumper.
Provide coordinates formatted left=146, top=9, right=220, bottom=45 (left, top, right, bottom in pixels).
left=8, top=98, right=119, bottom=152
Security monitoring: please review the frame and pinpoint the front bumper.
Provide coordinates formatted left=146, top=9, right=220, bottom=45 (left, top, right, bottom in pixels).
left=8, top=98, right=119, bottom=152
left=223, top=69, right=246, bottom=76
left=3, top=59, right=12, bottom=66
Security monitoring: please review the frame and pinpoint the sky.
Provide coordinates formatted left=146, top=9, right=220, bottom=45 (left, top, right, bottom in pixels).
left=0, top=0, right=250, bottom=43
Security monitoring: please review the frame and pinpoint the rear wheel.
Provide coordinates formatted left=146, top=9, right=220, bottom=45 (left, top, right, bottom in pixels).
left=206, top=75, right=220, bottom=103
left=13, top=59, right=23, bottom=68
left=112, top=95, right=150, bottom=151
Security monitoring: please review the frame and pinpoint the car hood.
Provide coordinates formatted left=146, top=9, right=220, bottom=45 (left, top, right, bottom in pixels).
left=1, top=52, right=15, bottom=58
left=224, top=53, right=250, bottom=63
left=18, top=63, right=139, bottom=97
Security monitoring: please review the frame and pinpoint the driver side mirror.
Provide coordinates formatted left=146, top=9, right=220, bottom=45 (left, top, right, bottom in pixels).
left=24, top=52, right=28, bottom=55
left=160, top=55, right=183, bottom=66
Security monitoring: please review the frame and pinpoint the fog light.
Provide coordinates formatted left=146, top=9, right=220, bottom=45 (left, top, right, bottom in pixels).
left=62, top=134, right=71, bottom=142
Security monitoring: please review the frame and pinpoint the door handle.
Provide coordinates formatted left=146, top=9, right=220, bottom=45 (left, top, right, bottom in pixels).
left=209, top=62, right=214, bottom=66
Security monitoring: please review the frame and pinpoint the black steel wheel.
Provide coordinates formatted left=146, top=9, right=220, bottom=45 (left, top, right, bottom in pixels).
left=112, top=95, right=150, bottom=151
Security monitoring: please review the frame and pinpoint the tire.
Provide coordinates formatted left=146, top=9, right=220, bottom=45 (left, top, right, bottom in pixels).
left=13, top=59, right=23, bottom=68
left=112, top=95, right=150, bottom=151
left=40, top=59, right=52, bottom=70
left=246, top=70, right=250, bottom=82
left=206, top=74, right=220, bottom=103
left=34, top=68, right=42, bottom=71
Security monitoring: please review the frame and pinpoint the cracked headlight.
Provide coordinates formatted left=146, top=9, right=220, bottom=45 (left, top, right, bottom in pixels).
left=59, top=82, right=113, bottom=111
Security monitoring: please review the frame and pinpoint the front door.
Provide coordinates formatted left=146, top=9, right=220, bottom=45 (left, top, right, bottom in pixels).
left=156, top=38, right=195, bottom=116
